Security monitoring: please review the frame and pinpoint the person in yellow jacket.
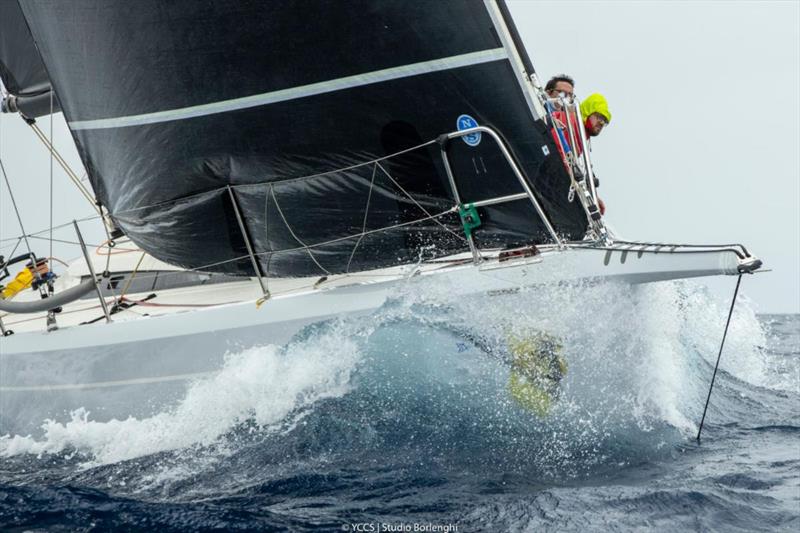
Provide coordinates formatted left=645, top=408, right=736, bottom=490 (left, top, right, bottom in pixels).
left=579, top=93, right=612, bottom=215
left=580, top=93, right=612, bottom=138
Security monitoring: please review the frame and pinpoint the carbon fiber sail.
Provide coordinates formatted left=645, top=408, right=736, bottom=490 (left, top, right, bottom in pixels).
left=0, top=0, right=59, bottom=118
left=18, top=0, right=588, bottom=277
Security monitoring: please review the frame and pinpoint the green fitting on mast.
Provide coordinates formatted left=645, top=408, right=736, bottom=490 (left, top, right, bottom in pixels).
left=458, top=203, right=481, bottom=239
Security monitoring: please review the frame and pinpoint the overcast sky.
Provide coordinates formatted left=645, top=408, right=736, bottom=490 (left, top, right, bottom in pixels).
left=1, top=0, right=798, bottom=313
left=508, top=0, right=800, bottom=313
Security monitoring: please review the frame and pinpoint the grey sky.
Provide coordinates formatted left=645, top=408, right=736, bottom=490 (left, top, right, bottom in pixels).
left=2, top=1, right=798, bottom=313
left=508, top=0, right=800, bottom=313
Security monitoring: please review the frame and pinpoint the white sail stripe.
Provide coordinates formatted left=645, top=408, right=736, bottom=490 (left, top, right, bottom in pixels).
left=69, top=48, right=508, bottom=131
left=0, top=371, right=216, bottom=392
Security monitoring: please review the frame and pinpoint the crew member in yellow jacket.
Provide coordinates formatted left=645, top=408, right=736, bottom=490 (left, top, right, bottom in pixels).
left=580, top=93, right=612, bottom=138
left=579, top=92, right=612, bottom=216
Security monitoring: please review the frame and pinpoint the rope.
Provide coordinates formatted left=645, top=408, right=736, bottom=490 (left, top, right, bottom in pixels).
left=29, top=234, right=113, bottom=249
left=0, top=129, right=469, bottom=284
left=1, top=237, right=22, bottom=262
left=49, top=91, right=54, bottom=273
left=375, top=161, right=469, bottom=245
left=253, top=206, right=458, bottom=263
left=44, top=256, right=70, bottom=268
left=696, top=273, right=743, bottom=442
left=263, top=185, right=272, bottom=292
left=0, top=213, right=102, bottom=244
left=0, top=153, right=37, bottom=268
left=345, top=164, right=378, bottom=273
left=98, top=205, right=113, bottom=275
left=28, top=122, right=98, bottom=213
left=104, top=138, right=441, bottom=219
left=269, top=186, right=332, bottom=276
left=118, top=252, right=146, bottom=301
left=95, top=239, right=140, bottom=254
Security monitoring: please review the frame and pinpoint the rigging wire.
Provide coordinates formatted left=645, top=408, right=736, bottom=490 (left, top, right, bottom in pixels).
left=375, top=161, right=468, bottom=245
left=696, top=273, right=743, bottom=442
left=49, top=91, right=54, bottom=273
left=118, top=252, right=147, bottom=300
left=28, top=122, right=98, bottom=213
left=269, top=186, right=332, bottom=276
left=1, top=237, right=23, bottom=262
left=0, top=141, right=37, bottom=267
left=345, top=164, right=378, bottom=273
left=0, top=213, right=102, bottom=244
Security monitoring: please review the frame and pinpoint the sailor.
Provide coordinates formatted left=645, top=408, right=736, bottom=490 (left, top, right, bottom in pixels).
left=578, top=93, right=612, bottom=215
left=544, top=75, right=578, bottom=153
left=544, top=75, right=588, bottom=184
left=544, top=74, right=575, bottom=105
left=580, top=93, right=611, bottom=138
left=544, top=81, right=611, bottom=215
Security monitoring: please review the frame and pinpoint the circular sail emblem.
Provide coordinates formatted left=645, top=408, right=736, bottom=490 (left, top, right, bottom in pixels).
left=456, top=114, right=481, bottom=147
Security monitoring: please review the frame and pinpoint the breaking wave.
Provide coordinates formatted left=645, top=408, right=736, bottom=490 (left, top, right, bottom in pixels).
left=1, top=277, right=772, bottom=481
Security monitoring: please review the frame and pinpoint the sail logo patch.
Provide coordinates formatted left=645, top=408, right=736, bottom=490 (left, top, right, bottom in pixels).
left=457, top=114, right=481, bottom=147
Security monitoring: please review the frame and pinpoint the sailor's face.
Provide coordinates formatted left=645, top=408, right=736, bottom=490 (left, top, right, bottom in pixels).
left=586, top=113, right=608, bottom=136
left=547, top=81, right=574, bottom=100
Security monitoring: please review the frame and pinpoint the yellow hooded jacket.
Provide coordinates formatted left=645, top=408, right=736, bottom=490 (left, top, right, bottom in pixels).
left=580, top=93, right=612, bottom=124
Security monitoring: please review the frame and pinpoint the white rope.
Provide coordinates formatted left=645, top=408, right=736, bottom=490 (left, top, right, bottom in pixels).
left=269, top=186, right=332, bottom=276
left=255, top=206, right=458, bottom=261
left=0, top=131, right=472, bottom=282
left=345, top=163, right=378, bottom=273
left=109, top=137, right=440, bottom=218
left=375, top=161, right=468, bottom=245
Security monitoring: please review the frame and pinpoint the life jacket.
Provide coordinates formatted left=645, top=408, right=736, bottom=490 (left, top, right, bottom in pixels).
left=549, top=108, right=584, bottom=171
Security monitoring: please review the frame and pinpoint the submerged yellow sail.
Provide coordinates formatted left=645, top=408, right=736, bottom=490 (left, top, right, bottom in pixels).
left=507, top=332, right=567, bottom=416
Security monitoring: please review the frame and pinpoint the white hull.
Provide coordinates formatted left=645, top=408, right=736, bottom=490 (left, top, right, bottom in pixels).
left=0, top=243, right=754, bottom=435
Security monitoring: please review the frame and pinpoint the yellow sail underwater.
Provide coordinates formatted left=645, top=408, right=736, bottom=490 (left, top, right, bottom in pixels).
left=507, top=332, right=567, bottom=417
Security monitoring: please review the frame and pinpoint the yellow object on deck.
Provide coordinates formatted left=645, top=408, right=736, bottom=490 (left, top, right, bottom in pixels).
left=1, top=267, right=35, bottom=300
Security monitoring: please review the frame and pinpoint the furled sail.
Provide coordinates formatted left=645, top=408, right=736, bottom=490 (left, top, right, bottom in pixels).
left=18, top=0, right=588, bottom=277
left=0, top=0, right=59, bottom=118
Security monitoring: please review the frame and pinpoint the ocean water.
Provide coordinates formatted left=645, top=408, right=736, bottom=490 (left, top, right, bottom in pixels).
left=0, top=279, right=798, bottom=532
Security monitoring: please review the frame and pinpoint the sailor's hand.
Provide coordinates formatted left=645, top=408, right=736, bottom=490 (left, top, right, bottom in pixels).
left=598, top=198, right=606, bottom=215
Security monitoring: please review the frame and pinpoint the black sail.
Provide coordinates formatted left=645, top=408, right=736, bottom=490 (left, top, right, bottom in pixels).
left=0, top=0, right=59, bottom=118
left=19, top=0, right=588, bottom=276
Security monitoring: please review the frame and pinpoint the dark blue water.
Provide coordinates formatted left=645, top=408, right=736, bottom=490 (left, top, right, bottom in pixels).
left=1, top=280, right=798, bottom=531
